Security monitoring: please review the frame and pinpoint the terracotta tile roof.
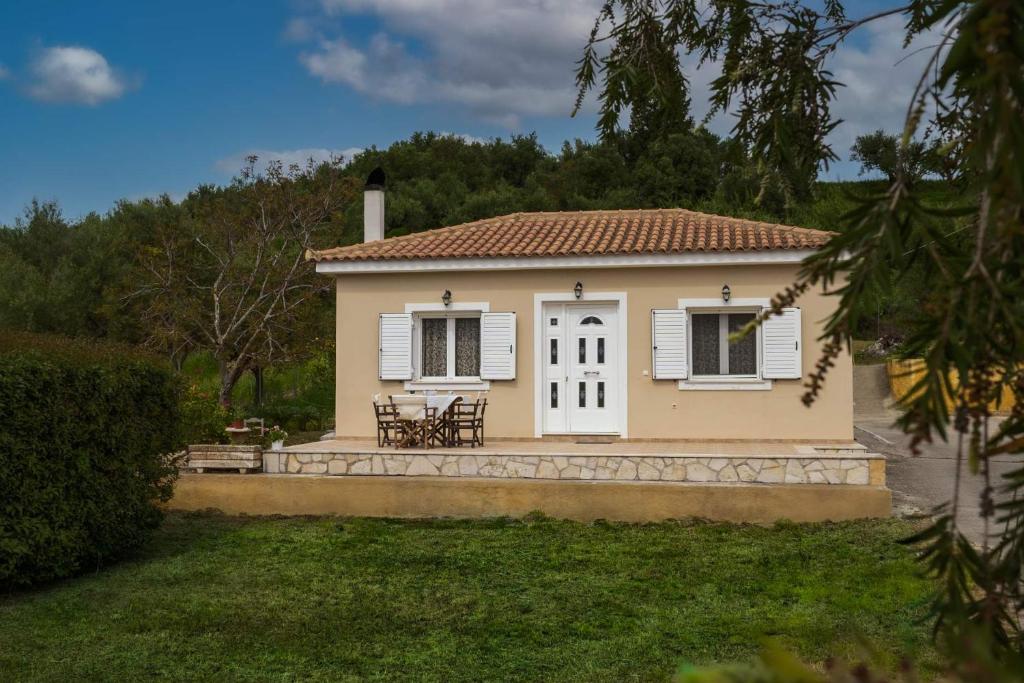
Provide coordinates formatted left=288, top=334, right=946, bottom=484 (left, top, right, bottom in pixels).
left=308, top=208, right=833, bottom=262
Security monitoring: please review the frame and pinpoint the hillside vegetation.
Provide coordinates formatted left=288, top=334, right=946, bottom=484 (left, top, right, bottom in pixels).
left=0, top=132, right=962, bottom=407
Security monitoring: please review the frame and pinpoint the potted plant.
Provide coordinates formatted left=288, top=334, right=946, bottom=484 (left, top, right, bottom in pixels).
left=268, top=425, right=288, bottom=451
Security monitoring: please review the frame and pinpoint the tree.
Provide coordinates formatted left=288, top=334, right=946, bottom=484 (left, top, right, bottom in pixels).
left=850, top=129, right=940, bottom=184
left=631, top=129, right=720, bottom=207
left=0, top=200, right=72, bottom=274
left=576, top=1, right=851, bottom=209
left=342, top=132, right=555, bottom=239
left=130, top=157, right=357, bottom=406
left=578, top=0, right=1024, bottom=658
left=0, top=200, right=131, bottom=338
left=0, top=242, right=48, bottom=330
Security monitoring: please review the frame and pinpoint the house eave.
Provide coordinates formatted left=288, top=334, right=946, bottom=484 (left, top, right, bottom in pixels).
left=314, top=250, right=816, bottom=274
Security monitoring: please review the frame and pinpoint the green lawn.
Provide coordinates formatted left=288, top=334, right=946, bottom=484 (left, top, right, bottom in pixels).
left=0, top=513, right=938, bottom=681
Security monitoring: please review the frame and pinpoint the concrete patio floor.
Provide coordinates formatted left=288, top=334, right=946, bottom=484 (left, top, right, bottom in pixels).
left=283, top=438, right=869, bottom=459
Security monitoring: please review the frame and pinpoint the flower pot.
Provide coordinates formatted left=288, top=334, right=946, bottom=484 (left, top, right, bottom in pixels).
left=271, top=440, right=284, bottom=451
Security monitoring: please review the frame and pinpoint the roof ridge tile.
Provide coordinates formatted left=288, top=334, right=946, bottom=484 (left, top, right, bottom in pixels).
left=307, top=207, right=834, bottom=262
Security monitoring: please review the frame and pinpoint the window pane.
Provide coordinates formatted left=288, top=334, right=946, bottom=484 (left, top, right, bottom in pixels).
left=421, top=318, right=447, bottom=376
left=597, top=381, right=605, bottom=408
left=550, top=382, right=558, bottom=408
left=550, top=338, right=558, bottom=365
left=578, top=338, right=586, bottom=363
left=727, top=313, right=757, bottom=376
left=578, top=381, right=586, bottom=408
left=597, top=337, right=605, bottom=364
left=454, top=317, right=481, bottom=377
left=691, top=314, right=720, bottom=375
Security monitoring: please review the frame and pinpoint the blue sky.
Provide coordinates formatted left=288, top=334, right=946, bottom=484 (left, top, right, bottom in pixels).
left=0, top=1, right=925, bottom=226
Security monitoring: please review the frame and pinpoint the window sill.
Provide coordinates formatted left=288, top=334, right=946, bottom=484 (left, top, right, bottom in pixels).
left=677, top=379, right=772, bottom=391
left=404, top=379, right=491, bottom=392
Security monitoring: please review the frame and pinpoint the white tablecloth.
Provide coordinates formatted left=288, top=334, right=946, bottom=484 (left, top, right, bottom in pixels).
left=392, top=394, right=459, bottom=421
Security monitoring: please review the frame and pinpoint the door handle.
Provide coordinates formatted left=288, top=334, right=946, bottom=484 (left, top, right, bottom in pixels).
left=583, top=371, right=600, bottom=376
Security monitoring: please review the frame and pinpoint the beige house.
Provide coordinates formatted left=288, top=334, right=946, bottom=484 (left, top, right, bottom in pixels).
left=309, top=175, right=852, bottom=444
left=172, top=173, right=888, bottom=523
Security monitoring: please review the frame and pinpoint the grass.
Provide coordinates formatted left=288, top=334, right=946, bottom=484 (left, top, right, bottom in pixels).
left=0, top=513, right=939, bottom=682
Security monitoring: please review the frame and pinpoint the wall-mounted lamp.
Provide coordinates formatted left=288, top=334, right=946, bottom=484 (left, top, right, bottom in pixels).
left=573, top=281, right=584, bottom=300
left=442, top=289, right=453, bottom=307
left=721, top=284, right=731, bottom=303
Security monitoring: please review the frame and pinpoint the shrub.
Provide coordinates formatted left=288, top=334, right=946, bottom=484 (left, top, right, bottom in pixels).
left=0, top=331, right=181, bottom=589
left=256, top=402, right=328, bottom=433
left=179, top=385, right=230, bottom=445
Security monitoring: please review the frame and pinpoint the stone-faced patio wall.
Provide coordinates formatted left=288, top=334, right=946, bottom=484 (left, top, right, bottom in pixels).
left=265, top=451, right=884, bottom=486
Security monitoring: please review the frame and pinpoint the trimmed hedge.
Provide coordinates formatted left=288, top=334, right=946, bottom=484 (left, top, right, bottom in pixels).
left=0, top=332, right=181, bottom=589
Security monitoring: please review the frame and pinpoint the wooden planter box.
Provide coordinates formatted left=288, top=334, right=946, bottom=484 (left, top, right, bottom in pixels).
left=187, top=444, right=263, bottom=474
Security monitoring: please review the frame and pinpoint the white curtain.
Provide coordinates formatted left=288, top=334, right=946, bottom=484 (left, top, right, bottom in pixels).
left=727, top=313, right=757, bottom=375
left=691, top=314, right=720, bottom=375
left=421, top=318, right=447, bottom=376
left=454, top=318, right=481, bottom=376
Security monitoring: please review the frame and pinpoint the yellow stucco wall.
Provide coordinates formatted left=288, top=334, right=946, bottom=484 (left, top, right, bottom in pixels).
left=332, top=264, right=853, bottom=441
left=170, top=474, right=890, bottom=523
left=887, top=358, right=1016, bottom=415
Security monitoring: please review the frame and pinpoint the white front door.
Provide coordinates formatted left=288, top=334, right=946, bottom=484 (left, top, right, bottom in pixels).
left=542, top=303, right=619, bottom=434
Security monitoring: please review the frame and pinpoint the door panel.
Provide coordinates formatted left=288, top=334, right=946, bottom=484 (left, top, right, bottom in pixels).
left=542, top=304, right=567, bottom=432
left=541, top=302, right=619, bottom=434
left=566, top=305, right=618, bottom=433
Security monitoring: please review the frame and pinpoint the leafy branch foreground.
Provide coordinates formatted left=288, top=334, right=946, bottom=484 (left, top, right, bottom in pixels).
left=579, top=0, right=1024, bottom=659
left=0, top=513, right=937, bottom=681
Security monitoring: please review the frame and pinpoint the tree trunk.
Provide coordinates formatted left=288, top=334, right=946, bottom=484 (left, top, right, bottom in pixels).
left=217, top=358, right=247, bottom=409
left=171, top=349, right=187, bottom=374
left=251, top=366, right=263, bottom=407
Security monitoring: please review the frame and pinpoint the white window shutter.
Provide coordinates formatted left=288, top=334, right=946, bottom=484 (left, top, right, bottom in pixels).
left=762, top=307, right=802, bottom=379
left=479, top=312, right=516, bottom=380
left=378, top=313, right=413, bottom=380
left=652, top=309, right=688, bottom=379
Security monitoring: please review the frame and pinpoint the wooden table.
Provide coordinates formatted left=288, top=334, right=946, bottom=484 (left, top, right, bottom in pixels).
left=392, top=395, right=461, bottom=448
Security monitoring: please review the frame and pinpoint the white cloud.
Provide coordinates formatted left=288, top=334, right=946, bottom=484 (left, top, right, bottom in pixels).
left=681, top=16, right=941, bottom=160
left=27, top=46, right=128, bottom=105
left=297, top=1, right=938, bottom=151
left=827, top=16, right=942, bottom=155
left=299, top=0, right=601, bottom=127
left=215, top=147, right=364, bottom=175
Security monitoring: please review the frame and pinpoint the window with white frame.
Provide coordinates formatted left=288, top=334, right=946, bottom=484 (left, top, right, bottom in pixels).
left=416, top=313, right=481, bottom=380
left=689, top=311, right=759, bottom=378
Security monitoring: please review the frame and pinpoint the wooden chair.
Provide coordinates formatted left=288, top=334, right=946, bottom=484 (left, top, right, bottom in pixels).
left=396, top=406, right=437, bottom=449
left=419, top=406, right=441, bottom=449
left=430, top=396, right=462, bottom=447
left=373, top=399, right=402, bottom=447
left=390, top=395, right=430, bottom=448
left=475, top=398, right=487, bottom=447
left=449, top=398, right=486, bottom=448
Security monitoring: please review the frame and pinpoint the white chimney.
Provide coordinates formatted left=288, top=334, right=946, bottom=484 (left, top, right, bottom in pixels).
left=363, top=167, right=385, bottom=243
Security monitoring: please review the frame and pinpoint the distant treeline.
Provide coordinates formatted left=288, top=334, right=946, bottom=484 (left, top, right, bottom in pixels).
left=0, top=130, right=961, bottom=360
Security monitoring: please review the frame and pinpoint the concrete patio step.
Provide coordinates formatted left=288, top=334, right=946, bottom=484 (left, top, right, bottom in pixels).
left=263, top=439, right=884, bottom=486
